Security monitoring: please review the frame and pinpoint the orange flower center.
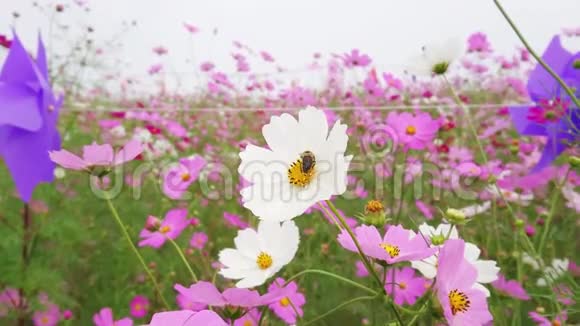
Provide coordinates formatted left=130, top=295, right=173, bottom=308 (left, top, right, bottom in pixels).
left=405, top=125, right=417, bottom=135
left=398, top=282, right=407, bottom=290
left=160, top=225, right=171, bottom=234
left=181, top=172, right=191, bottom=181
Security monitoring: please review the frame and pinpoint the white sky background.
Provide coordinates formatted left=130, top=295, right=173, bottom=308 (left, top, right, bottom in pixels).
left=1, top=0, right=579, bottom=94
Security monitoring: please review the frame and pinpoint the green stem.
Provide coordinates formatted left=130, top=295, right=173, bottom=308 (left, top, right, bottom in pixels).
left=105, top=197, right=170, bottom=309
left=325, top=200, right=384, bottom=288
left=443, top=75, right=521, bottom=227
left=285, top=269, right=377, bottom=296
left=493, top=0, right=580, bottom=109
left=302, top=295, right=377, bottom=325
left=537, top=168, right=570, bottom=255
left=167, top=237, right=198, bottom=282
left=407, top=298, right=430, bottom=325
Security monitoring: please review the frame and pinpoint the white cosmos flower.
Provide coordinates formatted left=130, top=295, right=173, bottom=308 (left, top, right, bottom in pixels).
left=239, top=106, right=352, bottom=221
left=409, top=38, right=463, bottom=76
left=417, top=223, right=458, bottom=245
left=411, top=238, right=499, bottom=297
left=218, top=220, right=300, bottom=288
left=537, top=258, right=569, bottom=287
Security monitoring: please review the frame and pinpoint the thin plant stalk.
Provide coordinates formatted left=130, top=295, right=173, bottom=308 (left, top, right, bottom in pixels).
left=105, top=197, right=170, bottom=309
left=167, top=237, right=199, bottom=282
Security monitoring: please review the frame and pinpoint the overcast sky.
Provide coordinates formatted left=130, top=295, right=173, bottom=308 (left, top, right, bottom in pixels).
left=1, top=0, right=579, bottom=89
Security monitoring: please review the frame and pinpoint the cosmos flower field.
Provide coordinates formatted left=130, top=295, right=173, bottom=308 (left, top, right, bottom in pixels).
left=0, top=2, right=579, bottom=326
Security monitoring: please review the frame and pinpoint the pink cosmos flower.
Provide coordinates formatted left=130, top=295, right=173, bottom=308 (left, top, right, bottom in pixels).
left=200, top=61, right=215, bottom=72
left=93, top=307, right=133, bottom=326
left=338, top=225, right=436, bottom=264
left=148, top=64, right=163, bottom=75
left=152, top=46, right=168, bottom=56
left=232, top=308, right=260, bottom=326
left=467, top=32, right=492, bottom=53
left=260, top=51, right=274, bottom=62
left=189, top=231, right=208, bottom=250
left=491, top=274, right=530, bottom=300
left=162, top=156, right=206, bottom=199
left=355, top=260, right=370, bottom=277
left=129, top=295, right=149, bottom=318
left=528, top=311, right=567, bottom=326
left=176, top=293, right=207, bottom=311
left=267, top=278, right=306, bottom=324
left=149, top=310, right=227, bottom=326
left=223, top=212, right=249, bottom=229
left=415, top=200, right=434, bottom=220
left=33, top=304, right=60, bottom=326
left=386, top=111, right=440, bottom=150
left=343, top=49, right=371, bottom=68
left=174, top=281, right=283, bottom=310
left=183, top=23, right=199, bottom=34
left=49, top=140, right=142, bottom=172
left=0, top=288, right=23, bottom=316
left=138, top=208, right=189, bottom=248
left=385, top=267, right=428, bottom=306
left=436, top=239, right=492, bottom=326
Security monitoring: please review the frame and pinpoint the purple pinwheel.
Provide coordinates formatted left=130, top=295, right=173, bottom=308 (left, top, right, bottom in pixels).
left=509, top=35, right=580, bottom=172
left=0, top=32, right=62, bottom=202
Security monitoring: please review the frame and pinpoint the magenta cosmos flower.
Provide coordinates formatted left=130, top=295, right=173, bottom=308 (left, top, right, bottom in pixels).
left=162, top=156, right=206, bottom=199
left=32, top=304, right=60, bottom=326
left=491, top=274, right=530, bottom=300
left=138, top=208, right=189, bottom=248
left=189, top=231, right=208, bottom=250
left=528, top=311, right=567, bottom=326
left=343, top=49, right=372, bottom=68
left=129, top=295, right=149, bottom=318
left=174, top=281, right=283, bottom=310
left=267, top=278, right=306, bottom=324
left=49, top=140, right=142, bottom=173
left=149, top=310, right=227, bottom=326
left=93, top=307, right=132, bottom=326
left=386, top=111, right=440, bottom=150
left=223, top=211, right=249, bottom=229
left=232, top=308, right=260, bottom=326
left=435, top=239, right=492, bottom=326
left=384, top=267, right=428, bottom=306
left=338, top=225, right=435, bottom=264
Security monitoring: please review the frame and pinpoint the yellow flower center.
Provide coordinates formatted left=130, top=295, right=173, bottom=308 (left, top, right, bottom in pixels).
left=159, top=225, right=171, bottom=234
left=243, top=321, right=253, bottom=326
left=287, top=151, right=316, bottom=187
left=365, top=200, right=384, bottom=213
left=41, top=316, right=49, bottom=325
left=398, top=282, right=407, bottom=290
left=256, top=252, right=273, bottom=269
left=181, top=172, right=191, bottom=181
left=405, top=125, right=417, bottom=135
left=134, top=303, right=141, bottom=311
left=448, top=289, right=471, bottom=315
left=380, top=243, right=400, bottom=258
left=280, top=297, right=291, bottom=307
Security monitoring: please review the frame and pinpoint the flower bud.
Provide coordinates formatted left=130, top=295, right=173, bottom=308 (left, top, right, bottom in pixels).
left=569, top=155, right=580, bottom=168
left=514, top=219, right=525, bottom=228
left=431, top=234, right=446, bottom=246
left=573, top=59, right=580, bottom=70
left=445, top=208, right=467, bottom=224
left=509, top=145, right=519, bottom=155
left=363, top=200, right=387, bottom=227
